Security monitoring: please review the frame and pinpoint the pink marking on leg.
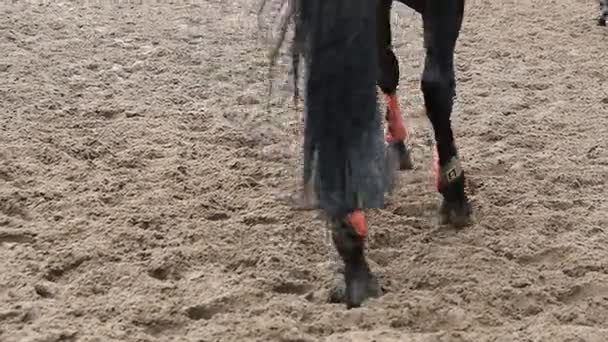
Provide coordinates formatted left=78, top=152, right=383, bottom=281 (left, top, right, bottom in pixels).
left=431, top=146, right=440, bottom=191
left=384, top=94, right=408, bottom=143
left=346, top=210, right=368, bottom=238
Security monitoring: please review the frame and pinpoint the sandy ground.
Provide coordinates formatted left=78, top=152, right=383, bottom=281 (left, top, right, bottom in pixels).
left=1, top=0, right=608, bottom=341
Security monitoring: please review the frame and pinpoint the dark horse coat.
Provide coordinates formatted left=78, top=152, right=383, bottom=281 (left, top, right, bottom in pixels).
left=276, top=0, right=472, bottom=308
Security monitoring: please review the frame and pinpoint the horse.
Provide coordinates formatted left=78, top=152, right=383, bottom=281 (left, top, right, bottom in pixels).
left=289, top=0, right=422, bottom=210
left=287, top=0, right=470, bottom=224
left=262, top=0, right=472, bottom=308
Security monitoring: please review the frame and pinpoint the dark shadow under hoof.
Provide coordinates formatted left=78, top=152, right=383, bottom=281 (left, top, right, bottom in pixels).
left=439, top=199, right=473, bottom=228
left=328, top=270, right=382, bottom=308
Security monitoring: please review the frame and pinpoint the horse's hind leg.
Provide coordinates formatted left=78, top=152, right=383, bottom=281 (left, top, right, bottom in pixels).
left=328, top=210, right=381, bottom=308
left=377, top=0, right=414, bottom=173
left=600, top=0, right=607, bottom=26
left=420, top=0, right=471, bottom=227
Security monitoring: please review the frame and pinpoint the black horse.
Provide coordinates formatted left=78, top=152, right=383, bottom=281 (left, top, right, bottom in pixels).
left=290, top=0, right=470, bottom=222
left=290, top=0, right=422, bottom=209
left=263, top=0, right=472, bottom=308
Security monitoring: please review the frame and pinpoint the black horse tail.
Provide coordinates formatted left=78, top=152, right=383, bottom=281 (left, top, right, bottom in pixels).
left=299, top=0, right=385, bottom=220
left=296, top=0, right=385, bottom=308
left=259, top=0, right=386, bottom=308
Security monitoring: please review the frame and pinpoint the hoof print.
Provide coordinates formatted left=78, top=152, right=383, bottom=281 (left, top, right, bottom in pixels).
left=272, top=281, right=312, bottom=295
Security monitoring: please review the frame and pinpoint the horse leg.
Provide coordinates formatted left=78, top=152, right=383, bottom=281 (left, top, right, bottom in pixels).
left=600, top=0, right=607, bottom=26
left=294, top=0, right=384, bottom=307
left=328, top=210, right=381, bottom=308
left=377, top=0, right=414, bottom=176
left=421, top=0, right=472, bottom=227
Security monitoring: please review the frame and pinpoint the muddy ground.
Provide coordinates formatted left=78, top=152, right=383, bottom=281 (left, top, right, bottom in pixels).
left=1, top=0, right=608, bottom=341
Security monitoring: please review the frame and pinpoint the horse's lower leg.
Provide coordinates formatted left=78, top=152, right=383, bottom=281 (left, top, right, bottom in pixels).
left=421, top=0, right=471, bottom=227
left=377, top=0, right=414, bottom=178
left=600, top=0, right=607, bottom=26
left=328, top=210, right=381, bottom=308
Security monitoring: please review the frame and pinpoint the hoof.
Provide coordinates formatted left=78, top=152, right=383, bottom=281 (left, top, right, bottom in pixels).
left=439, top=198, right=473, bottom=228
left=328, top=270, right=382, bottom=308
left=392, top=141, right=414, bottom=171
left=434, top=155, right=472, bottom=228
left=599, top=17, right=606, bottom=26
left=384, top=144, right=400, bottom=194
left=384, top=141, right=413, bottom=193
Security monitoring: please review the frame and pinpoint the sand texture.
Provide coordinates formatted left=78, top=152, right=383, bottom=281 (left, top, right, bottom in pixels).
left=1, top=0, right=608, bottom=341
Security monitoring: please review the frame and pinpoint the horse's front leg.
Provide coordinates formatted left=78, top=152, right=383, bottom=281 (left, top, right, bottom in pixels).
left=377, top=0, right=414, bottom=182
left=421, top=0, right=472, bottom=227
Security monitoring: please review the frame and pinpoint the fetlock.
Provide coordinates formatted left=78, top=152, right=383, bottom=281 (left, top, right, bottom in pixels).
left=384, top=97, right=408, bottom=144
left=434, top=155, right=472, bottom=227
left=329, top=211, right=381, bottom=308
left=383, top=95, right=413, bottom=171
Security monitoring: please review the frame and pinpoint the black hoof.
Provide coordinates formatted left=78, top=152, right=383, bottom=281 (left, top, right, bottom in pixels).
left=384, top=141, right=413, bottom=193
left=439, top=198, right=473, bottom=228
left=392, top=141, right=414, bottom=171
left=328, top=270, right=382, bottom=308
left=384, top=144, right=400, bottom=194
left=599, top=17, right=606, bottom=26
left=437, top=169, right=473, bottom=228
